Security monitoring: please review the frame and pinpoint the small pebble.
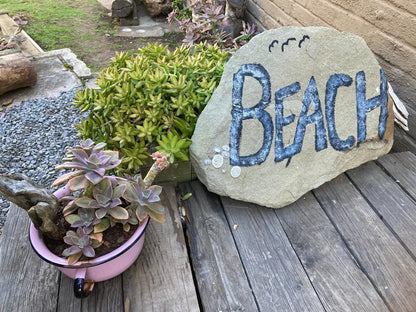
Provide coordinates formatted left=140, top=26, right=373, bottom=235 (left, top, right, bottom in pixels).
left=212, top=154, right=224, bottom=168
left=212, top=146, right=221, bottom=154
left=230, top=166, right=242, bottom=178
left=0, top=88, right=87, bottom=236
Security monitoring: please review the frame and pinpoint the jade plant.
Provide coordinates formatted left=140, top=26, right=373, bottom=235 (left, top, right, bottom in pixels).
left=73, top=43, right=230, bottom=176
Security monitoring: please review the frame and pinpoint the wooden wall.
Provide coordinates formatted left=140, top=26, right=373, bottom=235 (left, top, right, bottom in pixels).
left=246, top=0, right=416, bottom=152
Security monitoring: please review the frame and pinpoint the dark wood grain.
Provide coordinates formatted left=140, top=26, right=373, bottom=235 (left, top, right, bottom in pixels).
left=0, top=205, right=60, bottom=312
left=277, top=192, right=389, bottom=312
left=347, top=160, right=416, bottom=255
left=57, top=269, right=124, bottom=312
left=314, top=174, right=416, bottom=311
left=122, top=184, right=199, bottom=312
left=377, top=152, right=416, bottom=200
left=81, top=275, right=124, bottom=312
left=57, top=275, right=82, bottom=312
left=180, top=181, right=258, bottom=312
left=222, top=196, right=325, bottom=312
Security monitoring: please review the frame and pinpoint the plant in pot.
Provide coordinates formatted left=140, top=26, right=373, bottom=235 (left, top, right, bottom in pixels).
left=0, top=139, right=170, bottom=298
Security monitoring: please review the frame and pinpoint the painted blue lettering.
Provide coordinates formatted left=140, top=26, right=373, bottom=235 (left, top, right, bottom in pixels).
left=356, top=68, right=388, bottom=144
left=230, top=64, right=273, bottom=166
left=275, top=77, right=328, bottom=163
left=325, top=74, right=356, bottom=151
left=274, top=82, right=300, bottom=163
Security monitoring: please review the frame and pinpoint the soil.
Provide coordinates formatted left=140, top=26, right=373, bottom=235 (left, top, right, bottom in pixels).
left=43, top=206, right=141, bottom=261
left=62, top=3, right=184, bottom=72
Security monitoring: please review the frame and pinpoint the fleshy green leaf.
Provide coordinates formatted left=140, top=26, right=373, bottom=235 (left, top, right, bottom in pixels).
left=69, top=175, right=90, bottom=191
left=82, top=246, right=95, bottom=258
left=67, top=252, right=82, bottom=265
left=52, top=170, right=83, bottom=186
left=65, top=214, right=81, bottom=225
left=94, top=219, right=110, bottom=233
left=109, top=206, right=129, bottom=220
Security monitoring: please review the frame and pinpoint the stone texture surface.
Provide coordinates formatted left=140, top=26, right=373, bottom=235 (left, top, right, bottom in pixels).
left=190, top=26, right=394, bottom=209
left=0, top=49, right=87, bottom=107
left=142, top=0, right=172, bottom=16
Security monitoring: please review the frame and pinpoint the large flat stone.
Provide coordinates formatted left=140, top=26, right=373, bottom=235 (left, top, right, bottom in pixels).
left=190, top=27, right=394, bottom=209
left=0, top=50, right=88, bottom=107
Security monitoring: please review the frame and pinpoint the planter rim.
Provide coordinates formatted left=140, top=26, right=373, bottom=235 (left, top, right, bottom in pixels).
left=29, top=217, right=149, bottom=269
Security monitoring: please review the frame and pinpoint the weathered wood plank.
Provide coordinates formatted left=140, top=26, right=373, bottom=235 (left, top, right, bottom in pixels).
left=377, top=152, right=416, bottom=200
left=123, top=184, right=200, bottom=312
left=0, top=205, right=60, bottom=312
left=57, top=275, right=82, bottom=311
left=57, top=273, right=124, bottom=311
left=180, top=181, right=258, bottom=312
left=347, top=160, right=416, bottom=255
left=222, top=197, right=325, bottom=312
left=81, top=275, right=124, bottom=312
left=276, top=192, right=389, bottom=312
left=0, top=14, right=43, bottom=56
left=314, top=174, right=416, bottom=311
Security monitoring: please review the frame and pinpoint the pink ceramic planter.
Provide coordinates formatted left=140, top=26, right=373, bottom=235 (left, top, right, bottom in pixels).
left=29, top=185, right=149, bottom=298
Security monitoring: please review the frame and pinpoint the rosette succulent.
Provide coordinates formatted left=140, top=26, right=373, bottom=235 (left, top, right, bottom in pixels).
left=51, top=140, right=170, bottom=264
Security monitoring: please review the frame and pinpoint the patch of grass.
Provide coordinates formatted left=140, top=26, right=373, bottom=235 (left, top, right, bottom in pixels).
left=1, top=0, right=184, bottom=72
left=82, top=32, right=94, bottom=41
left=1, top=0, right=113, bottom=50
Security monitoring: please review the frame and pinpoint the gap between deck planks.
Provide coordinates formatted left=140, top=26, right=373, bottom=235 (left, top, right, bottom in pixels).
left=0, top=184, right=199, bottom=312
left=180, top=151, right=416, bottom=312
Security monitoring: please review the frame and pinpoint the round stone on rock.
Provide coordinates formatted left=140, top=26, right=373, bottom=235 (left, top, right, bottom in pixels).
left=213, top=146, right=222, bottom=154
left=230, top=166, right=241, bottom=178
left=221, top=150, right=230, bottom=158
left=222, top=145, right=230, bottom=151
left=212, top=154, right=224, bottom=168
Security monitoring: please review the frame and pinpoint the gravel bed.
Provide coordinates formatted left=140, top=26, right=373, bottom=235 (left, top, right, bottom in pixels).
left=0, top=89, right=88, bottom=236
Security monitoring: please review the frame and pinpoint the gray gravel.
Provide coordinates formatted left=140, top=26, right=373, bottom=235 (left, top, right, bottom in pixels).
left=0, top=88, right=88, bottom=235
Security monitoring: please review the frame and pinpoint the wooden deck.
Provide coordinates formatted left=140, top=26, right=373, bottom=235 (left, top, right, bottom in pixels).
left=1, top=151, right=416, bottom=311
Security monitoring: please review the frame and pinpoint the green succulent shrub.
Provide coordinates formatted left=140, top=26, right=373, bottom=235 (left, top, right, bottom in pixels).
left=74, top=43, right=230, bottom=176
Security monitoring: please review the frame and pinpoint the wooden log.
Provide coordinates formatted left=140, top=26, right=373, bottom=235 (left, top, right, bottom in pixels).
left=112, top=0, right=134, bottom=17
left=0, top=52, right=37, bottom=95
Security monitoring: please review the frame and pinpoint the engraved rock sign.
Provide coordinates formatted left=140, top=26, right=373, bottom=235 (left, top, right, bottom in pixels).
left=190, top=27, right=394, bottom=209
